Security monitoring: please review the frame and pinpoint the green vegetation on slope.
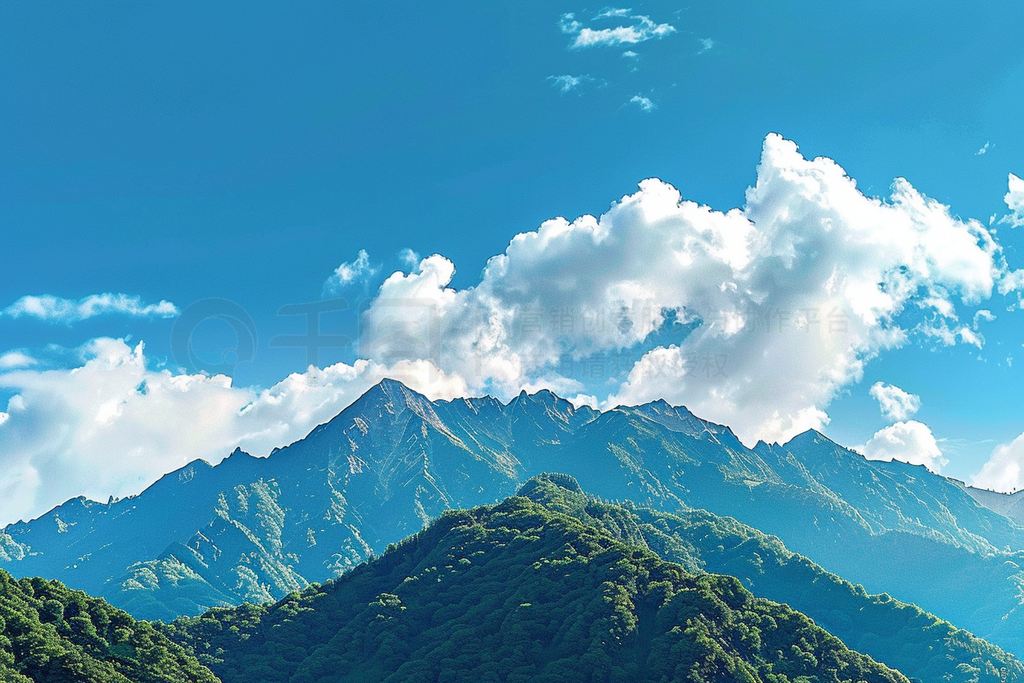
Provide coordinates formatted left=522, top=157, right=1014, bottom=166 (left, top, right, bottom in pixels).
left=520, top=473, right=1023, bottom=683
left=108, top=478, right=311, bottom=622
left=165, top=491, right=907, bottom=683
left=6, top=381, right=1024, bottom=662
left=0, top=568, right=218, bottom=683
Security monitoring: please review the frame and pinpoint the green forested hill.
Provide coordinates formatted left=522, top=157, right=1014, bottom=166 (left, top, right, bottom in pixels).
left=165, top=487, right=908, bottom=683
left=6, top=380, right=1024, bottom=660
left=520, top=474, right=1023, bottom=683
left=6, top=474, right=1012, bottom=683
left=0, top=568, right=217, bottom=683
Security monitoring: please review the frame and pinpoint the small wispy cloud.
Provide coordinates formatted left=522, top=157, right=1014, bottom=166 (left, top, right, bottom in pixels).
left=323, top=249, right=379, bottom=295
left=698, top=38, right=715, bottom=54
left=621, top=50, right=639, bottom=59
left=559, top=11, right=676, bottom=49
left=1, top=294, right=179, bottom=324
left=918, top=320, right=984, bottom=349
left=547, top=74, right=593, bottom=94
left=594, top=7, right=632, bottom=19
left=976, top=141, right=991, bottom=156
left=398, top=248, right=421, bottom=269
left=973, top=309, right=996, bottom=329
left=629, top=94, right=656, bottom=112
left=559, top=13, right=582, bottom=34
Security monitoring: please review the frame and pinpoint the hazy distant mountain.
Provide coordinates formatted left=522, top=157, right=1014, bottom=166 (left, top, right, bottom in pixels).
left=163, top=475, right=910, bottom=683
left=3, top=379, right=1024, bottom=658
left=964, top=485, right=1024, bottom=526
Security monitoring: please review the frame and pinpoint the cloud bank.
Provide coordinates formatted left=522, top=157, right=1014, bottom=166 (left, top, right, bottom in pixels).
left=0, top=338, right=466, bottom=525
left=2, top=134, right=1020, bottom=521
left=360, top=134, right=1011, bottom=445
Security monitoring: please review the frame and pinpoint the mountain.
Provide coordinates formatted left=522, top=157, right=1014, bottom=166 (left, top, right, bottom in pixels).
left=0, top=568, right=217, bottom=683
left=518, top=474, right=1022, bottom=683
left=0, top=380, right=600, bottom=621
left=163, top=479, right=909, bottom=683
left=3, top=475, right=1017, bottom=683
left=4, top=379, right=1024, bottom=657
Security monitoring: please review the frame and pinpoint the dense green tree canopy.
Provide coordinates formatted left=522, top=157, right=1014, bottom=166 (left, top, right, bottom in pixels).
left=520, top=474, right=1024, bottom=683
left=0, top=568, right=217, bottom=683
left=6, top=474, right=1017, bottom=683
left=166, top=484, right=908, bottom=683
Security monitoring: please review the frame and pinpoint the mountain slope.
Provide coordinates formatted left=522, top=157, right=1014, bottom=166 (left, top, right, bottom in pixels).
left=965, top=485, right=1024, bottom=526
left=4, top=379, right=1024, bottom=658
left=0, top=568, right=217, bottom=683
left=164, top=486, right=908, bottom=683
left=520, top=474, right=1023, bottom=683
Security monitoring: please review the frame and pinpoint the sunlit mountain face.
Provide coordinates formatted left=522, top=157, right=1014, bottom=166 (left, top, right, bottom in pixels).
left=4, top=379, right=1024, bottom=668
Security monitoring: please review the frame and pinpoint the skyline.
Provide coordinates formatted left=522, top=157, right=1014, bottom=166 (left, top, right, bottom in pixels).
left=1, top=1, right=1022, bottom=525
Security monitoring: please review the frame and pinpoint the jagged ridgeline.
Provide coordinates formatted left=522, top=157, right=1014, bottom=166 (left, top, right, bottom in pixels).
left=5, top=380, right=1024, bottom=678
left=164, top=482, right=908, bottom=683
left=0, top=568, right=216, bottom=683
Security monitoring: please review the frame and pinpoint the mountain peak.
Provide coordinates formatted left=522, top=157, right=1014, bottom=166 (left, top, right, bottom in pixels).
left=782, top=428, right=833, bottom=449
left=339, top=377, right=433, bottom=415
left=372, top=377, right=425, bottom=402
left=376, top=376, right=410, bottom=392
left=644, top=398, right=673, bottom=409
left=517, top=472, right=585, bottom=499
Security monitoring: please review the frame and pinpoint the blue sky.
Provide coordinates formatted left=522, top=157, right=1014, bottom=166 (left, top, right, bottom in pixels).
left=1, top=1, right=1022, bottom=523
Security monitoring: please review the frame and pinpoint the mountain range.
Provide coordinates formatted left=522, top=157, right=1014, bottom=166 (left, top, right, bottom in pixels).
left=3, top=379, right=1024, bottom=661
left=3, top=473, right=1020, bottom=683
left=163, top=474, right=913, bottom=683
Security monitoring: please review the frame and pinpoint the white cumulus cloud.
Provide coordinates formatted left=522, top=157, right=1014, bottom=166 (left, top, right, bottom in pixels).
left=0, top=338, right=467, bottom=526
left=3, top=135, right=1019, bottom=524
left=859, top=420, right=947, bottom=471
left=869, top=382, right=921, bottom=422
left=2, top=294, right=179, bottom=323
left=357, top=134, right=1013, bottom=445
left=974, top=432, right=1024, bottom=493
